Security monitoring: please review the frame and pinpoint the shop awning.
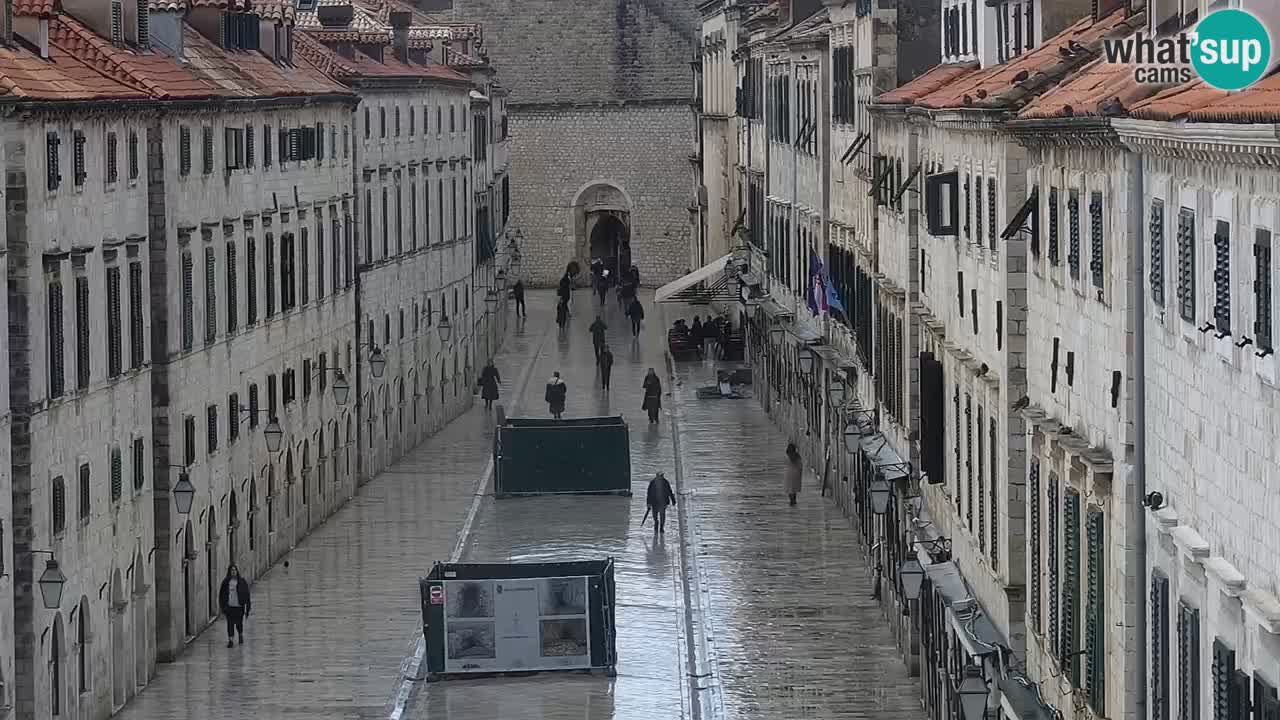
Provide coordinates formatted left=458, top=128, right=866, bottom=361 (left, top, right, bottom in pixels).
left=655, top=254, right=736, bottom=303
left=784, top=315, right=823, bottom=343
left=859, top=434, right=909, bottom=479
left=758, top=297, right=794, bottom=320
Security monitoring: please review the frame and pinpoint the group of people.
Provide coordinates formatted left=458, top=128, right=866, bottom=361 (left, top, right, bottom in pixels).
left=559, top=270, right=646, bottom=337
left=675, top=314, right=733, bottom=360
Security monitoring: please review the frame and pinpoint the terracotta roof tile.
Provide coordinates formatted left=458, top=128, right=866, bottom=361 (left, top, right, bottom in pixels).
left=13, top=0, right=55, bottom=18
left=915, top=10, right=1136, bottom=111
left=295, top=31, right=468, bottom=83
left=0, top=44, right=148, bottom=100
left=876, top=63, right=980, bottom=105
left=1127, top=69, right=1280, bottom=122
left=49, top=15, right=221, bottom=99
left=182, top=25, right=350, bottom=97
left=1019, top=57, right=1155, bottom=119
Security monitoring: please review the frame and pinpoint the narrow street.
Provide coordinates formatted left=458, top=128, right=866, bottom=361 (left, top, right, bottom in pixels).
left=112, top=290, right=920, bottom=720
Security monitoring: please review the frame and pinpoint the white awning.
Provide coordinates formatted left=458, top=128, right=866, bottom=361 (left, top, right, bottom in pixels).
left=655, top=254, right=733, bottom=303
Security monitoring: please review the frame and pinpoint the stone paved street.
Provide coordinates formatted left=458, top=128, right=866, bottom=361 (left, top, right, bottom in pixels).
left=111, top=290, right=920, bottom=720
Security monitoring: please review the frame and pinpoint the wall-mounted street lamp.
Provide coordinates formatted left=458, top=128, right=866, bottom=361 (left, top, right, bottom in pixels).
left=172, top=472, right=196, bottom=514
left=798, top=346, right=816, bottom=375
left=355, top=342, right=389, bottom=378
left=898, top=557, right=925, bottom=601
left=843, top=421, right=862, bottom=453
left=312, top=367, right=351, bottom=405
left=484, top=288, right=501, bottom=313
left=870, top=474, right=892, bottom=515
left=956, top=665, right=992, bottom=720
left=770, top=325, right=785, bottom=343
left=238, top=408, right=286, bottom=452
left=827, top=377, right=848, bottom=406
left=29, top=551, right=67, bottom=610
left=425, top=311, right=453, bottom=343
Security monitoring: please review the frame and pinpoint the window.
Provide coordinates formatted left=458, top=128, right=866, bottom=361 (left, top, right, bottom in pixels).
left=78, top=463, right=90, bottom=521
left=263, top=123, right=272, bottom=167
left=205, top=246, right=217, bottom=343
left=343, top=125, right=349, bottom=158
left=1085, top=508, right=1106, bottom=712
left=316, top=216, right=325, bottom=300
left=396, top=180, right=404, bottom=254
left=1152, top=573, right=1171, bottom=720
left=128, top=130, right=139, bottom=180
left=410, top=176, right=418, bottom=250
left=409, top=105, right=416, bottom=135
left=1062, top=488, right=1081, bottom=684
left=1211, top=640, right=1239, bottom=720
left=989, top=418, right=998, bottom=570
left=974, top=176, right=983, bottom=244
left=1150, top=200, right=1166, bottom=306
left=987, top=177, right=997, bottom=249
left=179, top=249, right=194, bottom=349
left=303, top=358, right=312, bottom=399
left=1256, top=229, right=1273, bottom=352
left=127, top=261, right=144, bottom=369
left=1177, top=208, right=1197, bottom=322
left=183, top=414, right=196, bottom=465
left=52, top=476, right=66, bottom=535
left=73, top=130, right=86, bottom=187
left=226, top=242, right=238, bottom=332
left=136, top=0, right=149, bottom=46
left=1179, top=603, right=1202, bottom=720
left=106, top=131, right=118, bottom=184
left=394, top=106, right=401, bottom=136
left=132, top=437, right=145, bottom=491
left=331, top=215, right=341, bottom=292
left=976, top=404, right=985, bottom=551
left=300, top=227, right=310, bottom=305
left=247, top=237, right=258, bottom=324
left=1047, top=473, right=1060, bottom=655
left=1029, top=458, right=1042, bottom=632
left=110, top=448, right=123, bottom=502
left=248, top=383, right=259, bottom=428
left=179, top=125, right=191, bottom=176
left=267, top=374, right=277, bottom=419
left=281, top=232, right=296, bottom=310
left=316, top=121, right=325, bottom=161
left=224, top=126, right=245, bottom=170
left=450, top=104, right=456, bottom=132
left=75, top=276, right=90, bottom=390
left=1090, top=192, right=1105, bottom=289
left=265, top=232, right=276, bottom=317
left=106, top=266, right=122, bottom=377
left=207, top=404, right=218, bottom=454
left=47, top=131, right=62, bottom=190
left=381, top=187, right=389, bottom=258
left=1068, top=189, right=1081, bottom=278
left=246, top=125, right=255, bottom=167
left=380, top=106, right=386, bottom=138
left=202, top=125, right=213, bottom=174
left=436, top=105, right=441, bottom=134
left=221, top=10, right=260, bottom=49
left=1213, top=221, right=1231, bottom=334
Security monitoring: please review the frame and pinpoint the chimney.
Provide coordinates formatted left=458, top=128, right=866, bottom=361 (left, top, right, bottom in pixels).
left=390, top=10, right=410, bottom=63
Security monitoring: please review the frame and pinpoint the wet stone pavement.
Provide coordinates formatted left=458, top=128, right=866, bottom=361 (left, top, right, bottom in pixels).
left=114, top=289, right=922, bottom=720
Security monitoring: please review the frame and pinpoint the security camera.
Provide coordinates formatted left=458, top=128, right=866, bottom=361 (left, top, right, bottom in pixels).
left=1142, top=491, right=1165, bottom=510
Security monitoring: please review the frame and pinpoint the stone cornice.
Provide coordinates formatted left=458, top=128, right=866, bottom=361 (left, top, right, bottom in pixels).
left=1004, top=118, right=1123, bottom=149
left=905, top=106, right=1009, bottom=132
left=1113, top=119, right=1280, bottom=165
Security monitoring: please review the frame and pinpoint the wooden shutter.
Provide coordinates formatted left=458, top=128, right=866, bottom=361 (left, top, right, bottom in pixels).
left=73, top=130, right=86, bottom=186
left=976, top=403, right=985, bottom=552
left=179, top=125, right=191, bottom=176
left=247, top=237, right=257, bottom=324
left=989, top=418, right=998, bottom=570
left=1256, top=230, right=1273, bottom=351
left=1256, top=678, right=1279, bottom=720
left=226, top=242, right=237, bottom=332
left=1178, top=208, right=1197, bottom=322
left=228, top=393, right=239, bottom=442
left=110, top=448, right=122, bottom=502
left=1150, top=199, right=1166, bottom=306
left=1212, top=639, right=1236, bottom=720
left=75, top=276, right=90, bottom=389
left=205, top=246, right=216, bottom=343
left=1028, top=459, right=1042, bottom=631
left=1085, top=508, right=1105, bottom=712
left=132, top=438, right=145, bottom=491
left=106, top=131, right=118, bottom=184
left=265, top=233, right=275, bottom=316
left=1048, top=186, right=1060, bottom=263
left=106, top=266, right=122, bottom=377
left=46, top=131, right=61, bottom=190
left=1062, top=488, right=1081, bottom=682
left=248, top=383, right=259, bottom=428
left=1178, top=602, right=1201, bottom=720
left=987, top=177, right=997, bottom=248
left=1090, top=192, right=1105, bottom=288
left=207, top=404, right=217, bottom=454
left=1152, top=573, right=1171, bottom=720
left=1068, top=189, right=1081, bottom=277
left=1214, top=221, right=1232, bottom=334
left=129, top=262, right=143, bottom=368
left=128, top=131, right=139, bottom=180
left=181, top=250, right=193, bottom=349
left=1047, top=472, right=1060, bottom=654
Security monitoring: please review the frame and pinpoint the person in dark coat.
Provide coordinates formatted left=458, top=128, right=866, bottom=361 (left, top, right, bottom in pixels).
left=646, top=471, right=677, bottom=534
left=784, top=443, right=803, bottom=506
left=512, top=280, right=527, bottom=318
left=596, top=272, right=609, bottom=304
left=477, top=360, right=501, bottom=410
left=218, top=564, right=251, bottom=647
left=589, top=315, right=608, bottom=360
left=556, top=300, right=569, bottom=331
left=545, top=371, right=567, bottom=419
left=626, top=298, right=645, bottom=336
left=558, top=273, right=572, bottom=315
left=598, top=345, right=614, bottom=390
left=642, top=368, right=662, bottom=423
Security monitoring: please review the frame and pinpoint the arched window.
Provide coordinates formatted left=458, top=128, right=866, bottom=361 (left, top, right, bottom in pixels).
left=77, top=597, right=89, bottom=694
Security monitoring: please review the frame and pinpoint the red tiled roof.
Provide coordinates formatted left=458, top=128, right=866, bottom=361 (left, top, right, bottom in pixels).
left=1018, top=57, right=1154, bottom=119
left=294, top=31, right=469, bottom=83
left=0, top=44, right=148, bottom=100
left=13, top=0, right=55, bottom=18
left=182, top=24, right=350, bottom=97
left=915, top=10, right=1134, bottom=111
left=876, top=63, right=979, bottom=105
left=1128, top=69, right=1280, bottom=122
left=49, top=15, right=221, bottom=98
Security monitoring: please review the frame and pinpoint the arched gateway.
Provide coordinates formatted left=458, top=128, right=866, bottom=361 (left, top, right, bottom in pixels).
left=572, top=181, right=634, bottom=280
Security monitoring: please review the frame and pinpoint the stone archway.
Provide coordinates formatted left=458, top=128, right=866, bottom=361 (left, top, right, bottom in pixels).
left=131, top=550, right=148, bottom=690
left=182, top=520, right=195, bottom=639
left=110, top=568, right=128, bottom=710
left=572, top=182, right=634, bottom=281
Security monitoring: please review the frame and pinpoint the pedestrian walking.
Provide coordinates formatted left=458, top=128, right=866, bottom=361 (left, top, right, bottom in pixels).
left=545, top=371, right=567, bottom=419
left=512, top=280, right=527, bottom=318
left=645, top=471, right=676, bottom=534
left=784, top=443, right=803, bottom=506
left=558, top=273, right=572, bottom=315
left=626, top=298, right=645, bottom=337
left=598, top=345, right=614, bottom=389
left=596, top=272, right=609, bottom=305
left=218, top=564, right=251, bottom=648
left=642, top=368, right=662, bottom=423
left=589, top=315, right=608, bottom=360
left=477, top=360, right=501, bottom=410
left=556, top=299, right=569, bottom=331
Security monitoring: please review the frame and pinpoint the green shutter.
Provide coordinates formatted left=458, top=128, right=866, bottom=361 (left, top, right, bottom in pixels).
left=1062, top=487, right=1080, bottom=684
left=1212, top=639, right=1235, bottom=720
left=1179, top=602, right=1201, bottom=720
left=1153, top=574, right=1171, bottom=720
left=1085, top=508, right=1105, bottom=712
left=1029, top=459, right=1041, bottom=632
left=1047, top=473, right=1060, bottom=655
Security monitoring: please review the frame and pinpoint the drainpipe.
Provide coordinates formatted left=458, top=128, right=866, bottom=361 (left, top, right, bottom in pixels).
left=1128, top=147, right=1148, bottom=720
left=352, top=105, right=365, bottom=487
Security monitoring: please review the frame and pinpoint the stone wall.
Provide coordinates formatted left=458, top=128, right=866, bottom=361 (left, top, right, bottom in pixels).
left=507, top=103, right=695, bottom=287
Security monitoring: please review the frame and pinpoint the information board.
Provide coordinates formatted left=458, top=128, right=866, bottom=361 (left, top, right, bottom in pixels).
left=441, top=576, right=592, bottom=674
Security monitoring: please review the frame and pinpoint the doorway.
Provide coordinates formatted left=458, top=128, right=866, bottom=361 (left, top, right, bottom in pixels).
left=132, top=551, right=147, bottom=690
left=588, top=212, right=631, bottom=281
left=182, top=520, right=194, bottom=638
left=111, top=570, right=127, bottom=710
left=206, top=508, right=218, bottom=620
left=229, top=490, right=239, bottom=566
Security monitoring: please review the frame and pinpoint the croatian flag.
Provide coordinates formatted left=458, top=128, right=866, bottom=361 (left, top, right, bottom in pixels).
left=808, top=253, right=848, bottom=322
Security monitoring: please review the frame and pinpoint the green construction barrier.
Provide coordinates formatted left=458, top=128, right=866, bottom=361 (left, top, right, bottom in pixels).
left=493, top=415, right=632, bottom=497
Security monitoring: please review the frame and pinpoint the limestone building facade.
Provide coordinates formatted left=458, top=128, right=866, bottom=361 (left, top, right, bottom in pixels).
left=426, top=0, right=699, bottom=286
